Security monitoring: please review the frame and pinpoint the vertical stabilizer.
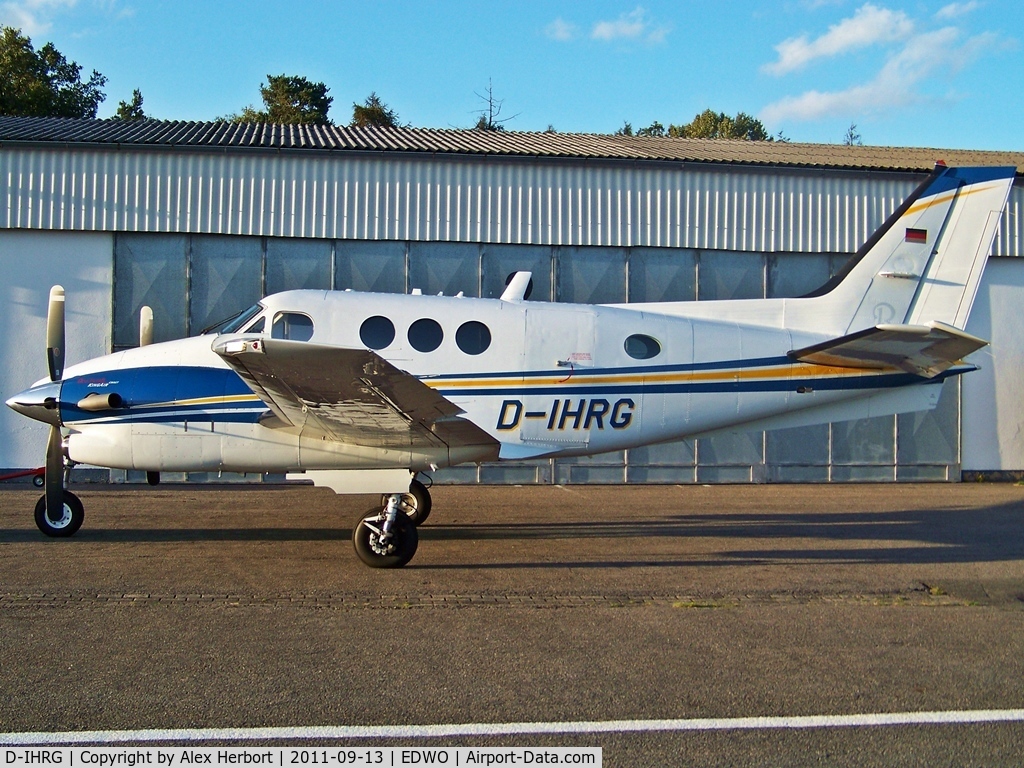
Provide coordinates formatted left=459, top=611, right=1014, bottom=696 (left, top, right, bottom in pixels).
left=905, top=167, right=1016, bottom=329
left=802, top=165, right=1016, bottom=334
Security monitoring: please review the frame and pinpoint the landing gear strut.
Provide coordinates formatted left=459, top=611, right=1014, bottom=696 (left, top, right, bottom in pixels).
left=352, top=493, right=419, bottom=568
left=380, top=477, right=432, bottom=526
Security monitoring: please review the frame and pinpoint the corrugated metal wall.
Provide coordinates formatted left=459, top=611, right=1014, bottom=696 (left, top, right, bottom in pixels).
left=2, top=142, right=1018, bottom=482
left=108, top=231, right=963, bottom=484
left=3, top=146, right=1021, bottom=255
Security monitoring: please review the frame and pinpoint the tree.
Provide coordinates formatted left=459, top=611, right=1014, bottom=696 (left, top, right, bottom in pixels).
left=843, top=122, right=862, bottom=146
left=668, top=109, right=768, bottom=141
left=636, top=120, right=666, bottom=137
left=473, top=79, right=517, bottom=131
left=226, top=74, right=333, bottom=124
left=351, top=92, right=400, bottom=128
left=0, top=26, right=107, bottom=118
left=614, top=121, right=634, bottom=136
left=114, top=89, right=146, bottom=121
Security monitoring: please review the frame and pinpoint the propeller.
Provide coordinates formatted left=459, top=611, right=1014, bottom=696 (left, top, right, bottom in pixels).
left=46, top=286, right=65, bottom=381
left=139, top=305, right=153, bottom=347
left=44, top=286, right=65, bottom=522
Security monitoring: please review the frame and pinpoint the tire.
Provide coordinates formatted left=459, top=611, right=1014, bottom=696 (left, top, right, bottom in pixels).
left=32, top=474, right=45, bottom=488
left=352, top=507, right=419, bottom=568
left=34, top=490, right=84, bottom=537
left=380, top=478, right=432, bottom=526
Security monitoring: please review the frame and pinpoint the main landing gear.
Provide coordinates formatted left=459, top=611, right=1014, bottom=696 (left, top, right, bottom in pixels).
left=353, top=494, right=420, bottom=568
left=379, top=477, right=432, bottom=526
left=354, top=477, right=432, bottom=568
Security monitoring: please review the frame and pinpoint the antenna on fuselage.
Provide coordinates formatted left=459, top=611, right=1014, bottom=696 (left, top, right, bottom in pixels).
left=500, top=271, right=533, bottom=302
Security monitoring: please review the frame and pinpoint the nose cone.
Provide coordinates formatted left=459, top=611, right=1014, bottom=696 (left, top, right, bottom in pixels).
left=6, top=380, right=62, bottom=426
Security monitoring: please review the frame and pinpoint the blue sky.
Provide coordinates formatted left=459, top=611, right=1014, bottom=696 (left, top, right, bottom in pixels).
left=2, top=0, right=1021, bottom=150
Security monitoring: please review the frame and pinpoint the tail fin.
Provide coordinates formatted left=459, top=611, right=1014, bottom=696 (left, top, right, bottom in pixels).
left=805, top=165, right=1016, bottom=333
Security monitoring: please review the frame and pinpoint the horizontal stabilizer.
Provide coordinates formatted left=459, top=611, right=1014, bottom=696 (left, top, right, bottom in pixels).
left=789, top=321, right=988, bottom=378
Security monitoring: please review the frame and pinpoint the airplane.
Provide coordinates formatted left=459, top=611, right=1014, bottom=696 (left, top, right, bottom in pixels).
left=6, top=163, right=1016, bottom=568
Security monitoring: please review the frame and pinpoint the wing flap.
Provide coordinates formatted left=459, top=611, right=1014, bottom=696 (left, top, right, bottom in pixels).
left=213, top=336, right=497, bottom=452
left=789, top=321, right=987, bottom=378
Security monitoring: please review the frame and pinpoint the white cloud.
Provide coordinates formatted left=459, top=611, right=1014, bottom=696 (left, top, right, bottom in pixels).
left=936, top=2, right=979, bottom=20
left=591, top=6, right=669, bottom=44
left=763, top=3, right=914, bottom=76
left=760, top=26, right=997, bottom=123
left=545, top=18, right=578, bottom=42
left=0, top=0, right=76, bottom=35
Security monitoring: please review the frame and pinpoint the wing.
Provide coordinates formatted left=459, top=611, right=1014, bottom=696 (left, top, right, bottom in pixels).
left=213, top=335, right=498, bottom=452
left=788, top=321, right=987, bottom=378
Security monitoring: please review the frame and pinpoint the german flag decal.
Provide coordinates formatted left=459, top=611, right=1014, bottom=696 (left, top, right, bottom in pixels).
left=905, top=228, right=927, bottom=243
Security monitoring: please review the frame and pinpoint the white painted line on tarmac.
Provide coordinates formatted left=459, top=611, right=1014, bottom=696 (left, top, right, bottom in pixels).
left=3, top=709, right=1024, bottom=744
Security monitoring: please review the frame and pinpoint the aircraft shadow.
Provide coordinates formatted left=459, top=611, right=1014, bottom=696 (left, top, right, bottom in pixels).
left=1, top=501, right=1022, bottom=568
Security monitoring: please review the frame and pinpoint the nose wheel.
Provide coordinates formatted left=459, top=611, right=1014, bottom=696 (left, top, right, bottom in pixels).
left=34, top=490, right=84, bottom=537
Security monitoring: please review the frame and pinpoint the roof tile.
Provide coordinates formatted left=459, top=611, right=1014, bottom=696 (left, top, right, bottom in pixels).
left=0, top=116, right=1020, bottom=174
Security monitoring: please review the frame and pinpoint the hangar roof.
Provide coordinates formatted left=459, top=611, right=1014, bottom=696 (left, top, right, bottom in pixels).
left=1, top=116, right=1022, bottom=175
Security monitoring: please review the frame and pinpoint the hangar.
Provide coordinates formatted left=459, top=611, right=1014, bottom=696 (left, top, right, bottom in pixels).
left=1, top=115, right=1022, bottom=484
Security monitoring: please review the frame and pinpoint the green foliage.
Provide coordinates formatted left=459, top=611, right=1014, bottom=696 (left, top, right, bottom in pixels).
left=474, top=114, right=506, bottom=131
left=614, top=121, right=633, bottom=136
left=636, top=120, right=665, bottom=137
left=0, top=26, right=107, bottom=118
left=225, top=74, right=333, bottom=124
left=351, top=92, right=400, bottom=128
left=843, top=122, right=862, bottom=146
left=668, top=109, right=768, bottom=141
left=114, top=89, right=146, bottom=120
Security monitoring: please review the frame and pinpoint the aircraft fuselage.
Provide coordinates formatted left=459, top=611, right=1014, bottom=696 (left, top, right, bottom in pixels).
left=21, top=288, right=947, bottom=475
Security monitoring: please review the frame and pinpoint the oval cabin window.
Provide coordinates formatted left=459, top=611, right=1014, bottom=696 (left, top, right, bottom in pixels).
left=359, top=316, right=396, bottom=350
left=408, top=318, right=444, bottom=352
left=455, top=321, right=491, bottom=355
left=624, top=334, right=661, bottom=360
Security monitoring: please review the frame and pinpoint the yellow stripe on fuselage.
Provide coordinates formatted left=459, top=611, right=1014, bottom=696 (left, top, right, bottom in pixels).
left=425, top=362, right=896, bottom=391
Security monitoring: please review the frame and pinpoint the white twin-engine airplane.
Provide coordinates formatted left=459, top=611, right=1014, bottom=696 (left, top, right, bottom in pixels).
left=6, top=164, right=1016, bottom=567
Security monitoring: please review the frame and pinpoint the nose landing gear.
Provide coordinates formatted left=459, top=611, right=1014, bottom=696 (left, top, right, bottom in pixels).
left=34, top=489, right=84, bottom=537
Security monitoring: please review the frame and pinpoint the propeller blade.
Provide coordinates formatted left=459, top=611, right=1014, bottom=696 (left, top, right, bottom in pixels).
left=139, top=305, right=154, bottom=347
left=46, top=285, right=65, bottom=382
left=44, top=425, right=63, bottom=522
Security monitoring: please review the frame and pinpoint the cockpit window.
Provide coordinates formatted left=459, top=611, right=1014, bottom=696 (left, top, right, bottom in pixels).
left=245, top=315, right=266, bottom=334
left=204, top=303, right=265, bottom=334
left=271, top=312, right=314, bottom=341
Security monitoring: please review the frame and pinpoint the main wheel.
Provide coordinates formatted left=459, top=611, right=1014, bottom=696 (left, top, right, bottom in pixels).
left=380, top=478, right=432, bottom=526
left=352, top=507, right=419, bottom=568
left=33, top=490, right=84, bottom=537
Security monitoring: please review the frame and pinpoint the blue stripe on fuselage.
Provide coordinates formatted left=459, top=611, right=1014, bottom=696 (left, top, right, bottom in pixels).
left=61, top=366, right=262, bottom=425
